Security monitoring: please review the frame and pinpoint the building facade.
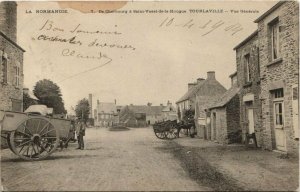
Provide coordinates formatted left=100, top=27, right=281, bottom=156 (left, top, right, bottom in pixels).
left=255, top=1, right=299, bottom=155
left=162, top=101, right=177, bottom=121
left=119, top=104, right=165, bottom=127
left=194, top=71, right=227, bottom=138
left=94, top=100, right=118, bottom=127
left=176, top=71, right=227, bottom=138
left=233, top=31, right=263, bottom=146
left=176, top=77, right=205, bottom=120
left=0, top=1, right=25, bottom=112
left=206, top=73, right=241, bottom=144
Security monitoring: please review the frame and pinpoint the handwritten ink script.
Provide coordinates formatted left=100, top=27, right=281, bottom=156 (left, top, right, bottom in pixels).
left=32, top=19, right=136, bottom=82
left=159, top=17, right=243, bottom=36
left=34, top=20, right=136, bottom=61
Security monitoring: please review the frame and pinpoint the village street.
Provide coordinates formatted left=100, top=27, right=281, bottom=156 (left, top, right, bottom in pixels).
left=1, top=127, right=209, bottom=191
left=1, top=127, right=298, bottom=191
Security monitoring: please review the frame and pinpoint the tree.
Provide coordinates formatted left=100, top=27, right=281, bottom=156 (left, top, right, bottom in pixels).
left=23, top=92, right=38, bottom=111
left=33, top=79, right=67, bottom=114
left=182, top=108, right=195, bottom=123
left=75, top=98, right=90, bottom=123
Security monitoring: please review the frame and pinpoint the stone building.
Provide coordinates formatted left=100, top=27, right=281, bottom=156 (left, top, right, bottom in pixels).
left=94, top=100, right=118, bottom=127
left=176, top=71, right=227, bottom=138
left=0, top=1, right=25, bottom=111
left=119, top=104, right=165, bottom=126
left=205, top=73, right=241, bottom=144
left=254, top=1, right=299, bottom=155
left=233, top=30, right=263, bottom=146
left=161, top=101, right=177, bottom=121
left=194, top=72, right=227, bottom=138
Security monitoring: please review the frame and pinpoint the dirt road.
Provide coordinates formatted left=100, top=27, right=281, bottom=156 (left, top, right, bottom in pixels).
left=1, top=127, right=210, bottom=191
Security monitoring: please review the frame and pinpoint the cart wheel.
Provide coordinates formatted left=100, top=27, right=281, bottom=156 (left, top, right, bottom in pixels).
left=165, top=126, right=178, bottom=140
left=6, top=134, right=17, bottom=155
left=9, top=117, right=59, bottom=161
left=154, top=131, right=166, bottom=139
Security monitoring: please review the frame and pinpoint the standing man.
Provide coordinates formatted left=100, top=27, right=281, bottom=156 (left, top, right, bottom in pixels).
left=76, top=119, right=86, bottom=150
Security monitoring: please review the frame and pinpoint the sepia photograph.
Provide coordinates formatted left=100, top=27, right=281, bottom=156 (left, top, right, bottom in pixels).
left=0, top=0, right=299, bottom=191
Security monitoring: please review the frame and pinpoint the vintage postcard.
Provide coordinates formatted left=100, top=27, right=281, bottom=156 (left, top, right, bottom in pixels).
left=0, top=0, right=299, bottom=191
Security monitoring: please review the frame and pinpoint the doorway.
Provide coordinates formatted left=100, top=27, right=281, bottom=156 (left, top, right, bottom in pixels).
left=273, top=101, right=286, bottom=151
left=247, top=108, right=255, bottom=134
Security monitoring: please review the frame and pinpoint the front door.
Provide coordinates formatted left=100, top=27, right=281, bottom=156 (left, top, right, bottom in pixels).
left=247, top=108, right=255, bottom=134
left=274, top=101, right=286, bottom=151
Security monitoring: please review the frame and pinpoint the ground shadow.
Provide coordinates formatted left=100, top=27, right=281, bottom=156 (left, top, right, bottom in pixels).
left=157, top=141, right=244, bottom=191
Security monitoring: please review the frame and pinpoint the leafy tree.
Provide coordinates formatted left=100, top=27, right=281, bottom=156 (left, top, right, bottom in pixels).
left=75, top=98, right=90, bottom=123
left=33, top=79, right=67, bottom=114
left=23, top=92, right=38, bottom=111
left=182, top=108, right=195, bottom=123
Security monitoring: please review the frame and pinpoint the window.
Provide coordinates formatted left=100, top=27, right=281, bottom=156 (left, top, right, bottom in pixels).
left=274, top=88, right=284, bottom=98
left=270, top=19, right=280, bottom=60
left=273, top=88, right=284, bottom=128
left=244, top=54, right=251, bottom=82
left=2, top=57, right=8, bottom=84
left=15, top=66, right=20, bottom=87
left=274, top=102, right=284, bottom=126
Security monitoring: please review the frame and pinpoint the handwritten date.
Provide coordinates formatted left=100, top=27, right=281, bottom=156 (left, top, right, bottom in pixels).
left=159, top=17, right=243, bottom=36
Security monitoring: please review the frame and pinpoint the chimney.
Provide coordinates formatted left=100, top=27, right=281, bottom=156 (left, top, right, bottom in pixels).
left=147, top=102, right=152, bottom=106
left=97, top=99, right=100, bottom=105
left=188, top=83, right=196, bottom=90
left=197, top=78, right=205, bottom=84
left=207, top=71, right=215, bottom=80
left=114, top=99, right=116, bottom=105
left=23, top=88, right=29, bottom=95
left=0, top=2, right=17, bottom=42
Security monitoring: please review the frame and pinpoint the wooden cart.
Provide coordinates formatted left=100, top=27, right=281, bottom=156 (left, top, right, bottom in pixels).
left=0, top=105, right=71, bottom=161
left=153, top=120, right=196, bottom=139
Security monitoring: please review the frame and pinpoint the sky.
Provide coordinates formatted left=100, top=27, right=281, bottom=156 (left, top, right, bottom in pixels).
left=17, top=1, right=277, bottom=114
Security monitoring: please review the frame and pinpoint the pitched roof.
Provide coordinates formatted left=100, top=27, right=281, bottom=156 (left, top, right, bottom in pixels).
left=127, top=105, right=164, bottom=115
left=0, top=31, right=25, bottom=52
left=229, top=71, right=237, bottom=78
left=208, top=86, right=240, bottom=109
left=162, top=105, right=176, bottom=112
left=176, top=77, right=227, bottom=104
left=97, top=102, right=117, bottom=114
left=233, top=30, right=258, bottom=50
left=176, top=81, right=205, bottom=103
left=254, top=1, right=285, bottom=23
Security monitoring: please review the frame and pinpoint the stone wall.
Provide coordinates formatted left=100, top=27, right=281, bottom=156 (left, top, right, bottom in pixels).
left=0, top=34, right=24, bottom=111
left=258, top=1, right=299, bottom=155
left=235, top=33, right=263, bottom=146
left=211, top=108, right=227, bottom=144
left=0, top=1, right=17, bottom=42
left=226, top=94, right=242, bottom=143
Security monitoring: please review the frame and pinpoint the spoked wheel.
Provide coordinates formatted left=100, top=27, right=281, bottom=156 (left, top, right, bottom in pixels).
left=6, top=134, right=17, bottom=155
left=154, top=131, right=166, bottom=139
left=9, top=117, right=59, bottom=161
left=165, top=126, right=178, bottom=140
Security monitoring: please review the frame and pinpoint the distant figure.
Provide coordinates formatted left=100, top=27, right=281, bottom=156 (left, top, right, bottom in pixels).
left=76, top=120, right=86, bottom=150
